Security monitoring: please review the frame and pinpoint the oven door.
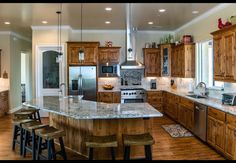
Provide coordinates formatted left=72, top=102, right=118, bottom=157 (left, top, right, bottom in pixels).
left=121, top=98, right=145, bottom=103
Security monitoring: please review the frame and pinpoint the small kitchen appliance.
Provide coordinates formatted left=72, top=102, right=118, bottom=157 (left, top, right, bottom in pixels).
left=150, top=79, right=157, bottom=89
left=222, top=93, right=236, bottom=106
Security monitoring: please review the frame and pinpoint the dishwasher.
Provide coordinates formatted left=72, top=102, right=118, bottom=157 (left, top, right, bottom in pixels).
left=194, top=102, right=208, bottom=142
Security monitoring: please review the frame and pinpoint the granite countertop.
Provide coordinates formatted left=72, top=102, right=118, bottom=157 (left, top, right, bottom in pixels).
left=23, top=96, right=163, bottom=120
left=0, top=87, right=9, bottom=92
left=145, top=87, right=236, bottom=116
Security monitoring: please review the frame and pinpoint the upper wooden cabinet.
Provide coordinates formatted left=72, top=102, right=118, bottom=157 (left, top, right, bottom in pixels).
left=160, top=43, right=175, bottom=76
left=98, top=47, right=121, bottom=63
left=211, top=25, right=236, bottom=82
left=143, top=48, right=161, bottom=77
left=67, top=42, right=100, bottom=66
left=171, top=43, right=195, bottom=78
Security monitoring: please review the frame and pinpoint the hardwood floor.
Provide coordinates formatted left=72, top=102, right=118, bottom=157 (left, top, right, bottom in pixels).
left=0, top=114, right=224, bottom=160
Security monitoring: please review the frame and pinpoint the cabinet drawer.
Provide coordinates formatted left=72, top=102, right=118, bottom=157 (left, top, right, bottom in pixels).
left=147, top=91, right=162, bottom=97
left=180, top=97, right=194, bottom=108
left=208, top=107, right=225, bottom=122
left=166, top=93, right=179, bottom=103
left=226, top=113, right=236, bottom=127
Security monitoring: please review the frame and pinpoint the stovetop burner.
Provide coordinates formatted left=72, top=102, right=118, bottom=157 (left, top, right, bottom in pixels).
left=120, top=88, right=144, bottom=91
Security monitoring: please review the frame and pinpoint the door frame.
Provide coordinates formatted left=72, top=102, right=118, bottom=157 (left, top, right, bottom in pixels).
left=35, top=44, right=65, bottom=97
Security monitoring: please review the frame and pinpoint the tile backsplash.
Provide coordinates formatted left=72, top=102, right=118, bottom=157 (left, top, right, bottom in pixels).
left=98, top=75, right=236, bottom=100
left=0, top=78, right=9, bottom=88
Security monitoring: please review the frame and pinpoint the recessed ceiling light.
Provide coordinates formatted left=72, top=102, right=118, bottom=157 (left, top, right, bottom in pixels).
left=4, top=22, right=10, bottom=25
left=192, top=10, right=199, bottom=14
left=41, top=21, right=48, bottom=24
left=105, top=7, right=112, bottom=11
left=148, top=22, right=153, bottom=25
left=105, top=21, right=111, bottom=24
left=159, top=9, right=166, bottom=13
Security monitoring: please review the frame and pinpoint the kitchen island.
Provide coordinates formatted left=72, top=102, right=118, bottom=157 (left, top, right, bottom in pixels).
left=23, top=96, right=163, bottom=159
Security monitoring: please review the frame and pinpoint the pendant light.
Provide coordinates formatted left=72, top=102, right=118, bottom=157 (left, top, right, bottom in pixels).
left=78, top=3, right=84, bottom=62
left=56, top=3, right=63, bottom=63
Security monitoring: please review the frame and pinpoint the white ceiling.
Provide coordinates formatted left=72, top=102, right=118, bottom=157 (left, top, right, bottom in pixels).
left=0, top=3, right=218, bottom=38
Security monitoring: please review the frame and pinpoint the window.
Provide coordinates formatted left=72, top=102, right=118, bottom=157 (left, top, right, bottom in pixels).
left=196, top=40, right=224, bottom=89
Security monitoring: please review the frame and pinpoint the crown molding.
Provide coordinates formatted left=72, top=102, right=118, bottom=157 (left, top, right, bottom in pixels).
left=71, top=29, right=125, bottom=33
left=137, top=30, right=174, bottom=34
left=31, top=25, right=72, bottom=30
left=10, top=32, right=32, bottom=43
left=0, top=31, right=31, bottom=42
left=174, top=3, right=232, bottom=33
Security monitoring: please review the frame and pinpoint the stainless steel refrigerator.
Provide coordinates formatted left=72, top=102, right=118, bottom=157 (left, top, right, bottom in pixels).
left=68, top=66, right=96, bottom=101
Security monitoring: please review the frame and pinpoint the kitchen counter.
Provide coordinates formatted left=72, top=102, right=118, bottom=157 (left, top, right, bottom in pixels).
left=145, top=88, right=236, bottom=116
left=23, top=96, right=162, bottom=159
left=0, top=88, right=9, bottom=92
left=97, top=88, right=120, bottom=92
left=23, top=96, right=163, bottom=119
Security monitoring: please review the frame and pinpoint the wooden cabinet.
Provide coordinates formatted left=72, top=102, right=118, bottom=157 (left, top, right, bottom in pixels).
left=160, top=44, right=174, bottom=76
left=67, top=42, right=99, bottom=66
left=211, top=25, right=236, bottom=82
left=98, top=47, right=121, bottom=63
left=143, top=48, right=161, bottom=77
left=147, top=91, right=163, bottom=112
left=207, top=107, right=226, bottom=154
left=178, top=97, right=194, bottom=131
left=97, top=92, right=120, bottom=103
left=225, top=113, right=236, bottom=159
left=0, top=90, right=9, bottom=117
left=164, top=92, right=179, bottom=121
left=171, top=43, right=195, bottom=78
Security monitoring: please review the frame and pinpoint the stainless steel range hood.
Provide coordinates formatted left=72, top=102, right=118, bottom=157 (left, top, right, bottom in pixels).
left=120, top=3, right=144, bottom=69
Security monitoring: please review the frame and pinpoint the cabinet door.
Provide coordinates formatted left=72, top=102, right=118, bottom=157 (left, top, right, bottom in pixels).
left=98, top=92, right=113, bottom=103
left=215, top=119, right=225, bottom=153
left=68, top=46, right=80, bottom=65
left=185, top=108, right=194, bottom=131
left=223, top=31, right=235, bottom=81
left=144, top=49, right=161, bottom=77
left=213, top=35, right=224, bottom=80
left=108, top=49, right=120, bottom=63
left=225, top=124, right=236, bottom=159
left=83, top=45, right=98, bottom=65
left=98, top=49, right=108, bottom=63
left=207, top=116, right=216, bottom=146
left=184, top=45, right=195, bottom=78
left=178, top=105, right=186, bottom=126
left=113, top=92, right=121, bottom=103
left=161, top=45, right=171, bottom=76
left=171, top=47, right=176, bottom=76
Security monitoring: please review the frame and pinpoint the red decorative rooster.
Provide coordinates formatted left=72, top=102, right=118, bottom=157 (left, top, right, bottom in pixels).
left=218, top=18, right=232, bottom=29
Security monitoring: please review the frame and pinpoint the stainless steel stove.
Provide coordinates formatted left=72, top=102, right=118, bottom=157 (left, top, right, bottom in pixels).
left=120, top=88, right=146, bottom=103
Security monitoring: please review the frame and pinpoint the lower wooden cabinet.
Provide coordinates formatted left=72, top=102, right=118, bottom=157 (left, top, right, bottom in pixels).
left=147, top=91, right=163, bottom=112
left=97, top=92, right=120, bottom=103
left=0, top=90, right=9, bottom=117
left=164, top=92, right=179, bottom=121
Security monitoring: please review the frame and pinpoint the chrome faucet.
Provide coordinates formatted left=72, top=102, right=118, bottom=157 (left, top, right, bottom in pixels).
left=59, top=83, right=66, bottom=96
left=196, top=82, right=209, bottom=96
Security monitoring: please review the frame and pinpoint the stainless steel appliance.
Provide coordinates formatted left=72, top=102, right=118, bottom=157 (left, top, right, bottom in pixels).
left=194, top=102, right=208, bottom=142
left=69, top=66, right=96, bottom=101
left=99, top=63, right=119, bottom=77
left=222, top=93, right=236, bottom=106
left=121, top=88, right=146, bottom=103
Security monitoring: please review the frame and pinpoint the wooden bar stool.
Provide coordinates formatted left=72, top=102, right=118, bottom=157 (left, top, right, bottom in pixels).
left=15, top=107, right=41, bottom=123
left=12, top=118, right=35, bottom=156
left=35, top=126, right=67, bottom=160
left=122, top=133, right=155, bottom=160
left=22, top=121, right=49, bottom=160
left=85, top=135, right=118, bottom=160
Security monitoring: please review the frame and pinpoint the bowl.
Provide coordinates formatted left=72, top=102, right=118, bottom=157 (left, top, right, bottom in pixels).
left=103, top=86, right=114, bottom=90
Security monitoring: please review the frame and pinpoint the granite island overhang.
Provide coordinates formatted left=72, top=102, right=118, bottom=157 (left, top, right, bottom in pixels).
left=23, top=96, right=163, bottom=159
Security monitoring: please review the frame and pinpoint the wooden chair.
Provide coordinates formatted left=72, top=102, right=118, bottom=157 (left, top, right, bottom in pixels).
left=122, top=133, right=155, bottom=160
left=85, top=135, right=118, bottom=160
left=35, top=126, right=67, bottom=160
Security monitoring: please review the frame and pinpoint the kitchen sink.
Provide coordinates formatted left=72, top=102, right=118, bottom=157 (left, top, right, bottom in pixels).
left=186, top=94, right=207, bottom=99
